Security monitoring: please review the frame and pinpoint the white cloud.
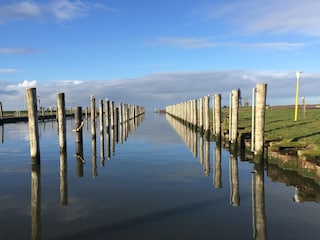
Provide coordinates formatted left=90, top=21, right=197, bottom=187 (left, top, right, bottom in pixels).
left=56, top=80, right=84, bottom=86
left=7, top=80, right=37, bottom=89
left=150, top=37, right=224, bottom=49
left=200, top=0, right=320, bottom=36
left=0, top=68, right=20, bottom=73
left=0, top=1, right=41, bottom=19
left=0, top=48, right=38, bottom=54
left=1, top=71, right=319, bottom=111
left=150, top=36, right=311, bottom=50
left=0, top=0, right=114, bottom=23
left=48, top=0, right=87, bottom=20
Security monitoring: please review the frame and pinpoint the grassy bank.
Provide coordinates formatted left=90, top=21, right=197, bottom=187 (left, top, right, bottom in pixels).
left=221, top=106, right=320, bottom=161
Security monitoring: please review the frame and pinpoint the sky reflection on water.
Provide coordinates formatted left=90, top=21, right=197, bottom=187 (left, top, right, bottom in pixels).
left=0, top=113, right=320, bottom=240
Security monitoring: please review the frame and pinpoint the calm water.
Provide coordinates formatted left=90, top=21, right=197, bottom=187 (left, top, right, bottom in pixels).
left=0, top=113, right=320, bottom=240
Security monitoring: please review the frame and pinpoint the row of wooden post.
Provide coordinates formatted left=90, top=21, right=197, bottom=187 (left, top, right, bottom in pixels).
left=26, top=88, right=145, bottom=162
left=165, top=83, right=267, bottom=157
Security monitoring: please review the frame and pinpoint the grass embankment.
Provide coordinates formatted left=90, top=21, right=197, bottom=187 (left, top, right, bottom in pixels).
left=221, top=106, right=320, bottom=161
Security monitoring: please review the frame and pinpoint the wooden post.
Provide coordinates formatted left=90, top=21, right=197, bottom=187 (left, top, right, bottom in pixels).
left=193, top=99, right=197, bottom=129
left=74, top=107, right=83, bottom=144
left=90, top=96, right=96, bottom=138
left=119, top=103, right=123, bottom=124
left=254, top=83, right=267, bottom=156
left=204, top=96, right=210, bottom=134
left=199, top=98, right=203, bottom=131
left=26, top=88, right=40, bottom=162
left=214, top=94, right=221, bottom=139
left=99, top=99, right=104, bottom=135
left=115, top=107, right=119, bottom=142
left=229, top=92, right=232, bottom=142
left=231, top=89, right=239, bottom=144
left=110, top=101, right=114, bottom=129
left=251, top=88, right=256, bottom=152
left=57, top=93, right=66, bottom=152
left=105, top=99, right=110, bottom=129
left=0, top=101, right=3, bottom=120
left=75, top=106, right=84, bottom=177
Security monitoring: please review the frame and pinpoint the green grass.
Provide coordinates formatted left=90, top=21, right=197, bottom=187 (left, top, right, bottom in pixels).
left=220, top=106, right=320, bottom=156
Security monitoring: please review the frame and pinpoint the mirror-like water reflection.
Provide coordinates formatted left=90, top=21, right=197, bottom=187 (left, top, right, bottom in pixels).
left=0, top=113, right=319, bottom=239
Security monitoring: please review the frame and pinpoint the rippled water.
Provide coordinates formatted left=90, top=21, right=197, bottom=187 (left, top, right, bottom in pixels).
left=0, top=113, right=320, bottom=240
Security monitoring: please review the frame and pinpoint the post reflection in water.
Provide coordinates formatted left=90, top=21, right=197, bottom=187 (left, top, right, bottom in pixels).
left=166, top=114, right=211, bottom=176
left=100, top=131, right=105, bottom=167
left=204, top=139, right=210, bottom=176
left=60, top=151, right=68, bottom=206
left=1, top=124, right=4, bottom=143
left=252, top=162, right=267, bottom=240
left=230, top=148, right=240, bottom=207
left=76, top=142, right=84, bottom=177
left=199, top=135, right=204, bottom=165
left=167, top=113, right=268, bottom=237
left=31, top=163, right=41, bottom=240
left=106, top=127, right=111, bottom=160
left=92, top=135, right=97, bottom=178
left=214, top=141, right=222, bottom=188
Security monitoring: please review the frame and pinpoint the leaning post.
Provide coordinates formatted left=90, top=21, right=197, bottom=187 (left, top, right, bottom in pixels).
left=57, top=93, right=67, bottom=152
left=26, top=88, right=40, bottom=163
left=254, top=83, right=267, bottom=157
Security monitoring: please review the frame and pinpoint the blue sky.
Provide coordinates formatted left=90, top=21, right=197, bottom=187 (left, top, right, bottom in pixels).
left=0, top=0, right=320, bottom=110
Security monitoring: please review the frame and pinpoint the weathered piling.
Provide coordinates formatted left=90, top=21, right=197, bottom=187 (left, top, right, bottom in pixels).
left=254, top=83, right=267, bottom=156
left=57, top=93, right=66, bottom=152
left=251, top=88, right=256, bottom=152
left=115, top=107, right=119, bottom=142
left=214, top=94, right=221, bottom=138
left=74, top=106, right=83, bottom=144
left=204, top=96, right=210, bottom=134
left=99, top=99, right=104, bottom=135
left=99, top=100, right=105, bottom=166
left=192, top=99, right=197, bottom=129
left=110, top=101, right=115, bottom=129
left=230, top=89, right=239, bottom=144
left=74, top=106, right=84, bottom=177
left=90, top=96, right=96, bottom=138
left=26, top=88, right=40, bottom=162
left=123, top=104, right=128, bottom=123
left=119, top=103, right=123, bottom=124
left=0, top=101, right=3, bottom=123
left=198, top=98, right=203, bottom=131
left=105, top=99, right=110, bottom=129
